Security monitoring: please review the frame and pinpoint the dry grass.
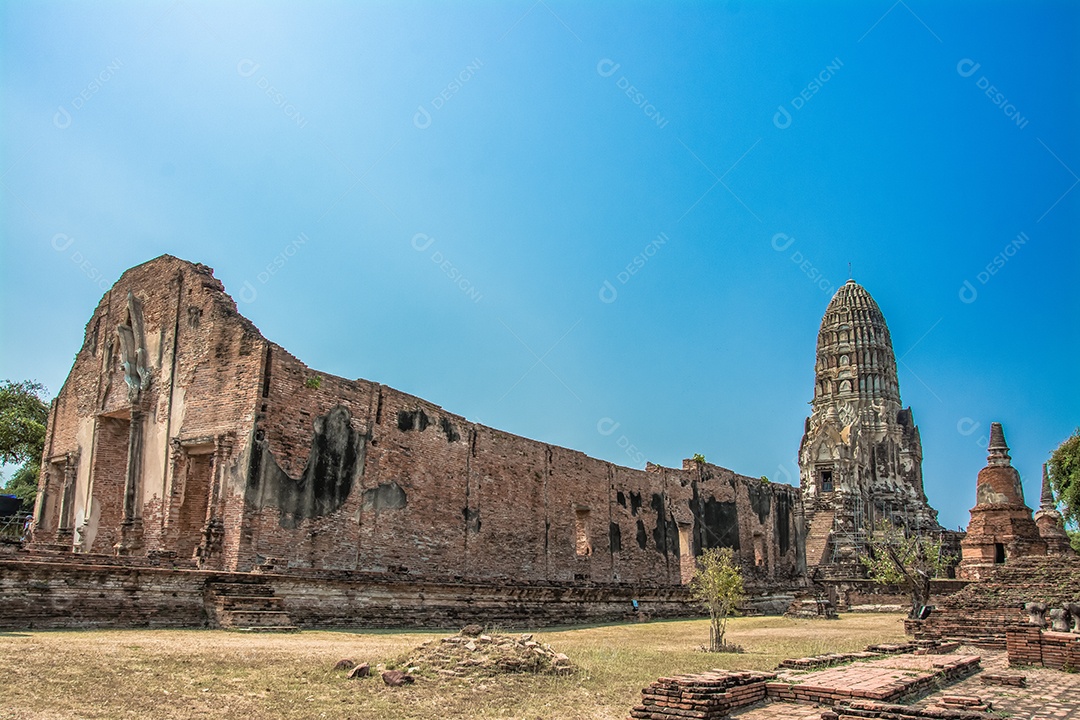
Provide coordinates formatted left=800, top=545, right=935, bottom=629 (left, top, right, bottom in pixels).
left=0, top=614, right=906, bottom=719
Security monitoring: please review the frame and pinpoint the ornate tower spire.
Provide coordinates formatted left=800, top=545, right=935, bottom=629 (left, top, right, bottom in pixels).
left=811, top=279, right=901, bottom=412
left=799, top=280, right=941, bottom=574
left=1034, top=461, right=1073, bottom=555
left=987, top=422, right=1011, bottom=467
left=1040, top=463, right=1056, bottom=511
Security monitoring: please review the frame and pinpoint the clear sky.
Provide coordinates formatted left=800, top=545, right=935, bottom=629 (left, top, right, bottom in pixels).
left=1, top=1, right=1077, bottom=530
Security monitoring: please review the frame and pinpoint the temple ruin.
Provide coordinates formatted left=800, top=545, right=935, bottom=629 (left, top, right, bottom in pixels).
left=21, top=255, right=801, bottom=614
left=8, top=256, right=1067, bottom=631
left=798, top=279, right=943, bottom=578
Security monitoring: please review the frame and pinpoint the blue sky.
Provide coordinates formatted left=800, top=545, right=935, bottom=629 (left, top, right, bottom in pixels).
left=1, top=0, right=1077, bottom=530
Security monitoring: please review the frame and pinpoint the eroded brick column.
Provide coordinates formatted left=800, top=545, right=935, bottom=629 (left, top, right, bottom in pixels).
left=115, top=409, right=145, bottom=555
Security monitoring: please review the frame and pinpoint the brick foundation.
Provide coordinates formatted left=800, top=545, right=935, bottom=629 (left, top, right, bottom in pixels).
left=0, top=558, right=777, bottom=630
left=1006, top=626, right=1080, bottom=671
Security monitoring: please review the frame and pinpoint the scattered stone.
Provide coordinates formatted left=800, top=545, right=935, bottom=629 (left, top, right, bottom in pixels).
left=381, top=670, right=414, bottom=686
left=333, top=658, right=355, bottom=671
left=460, top=624, right=484, bottom=637
left=396, top=628, right=574, bottom=678
left=347, top=663, right=370, bottom=679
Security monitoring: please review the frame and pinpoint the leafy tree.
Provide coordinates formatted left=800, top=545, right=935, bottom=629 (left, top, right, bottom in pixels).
left=861, top=520, right=953, bottom=619
left=1048, top=428, right=1080, bottom=525
left=0, top=380, right=50, bottom=508
left=688, top=547, right=745, bottom=652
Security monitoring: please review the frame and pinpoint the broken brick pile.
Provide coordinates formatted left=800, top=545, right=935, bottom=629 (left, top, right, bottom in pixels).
left=398, top=627, right=573, bottom=677
left=630, top=670, right=776, bottom=720
left=1006, top=625, right=1080, bottom=670
left=909, top=555, right=1080, bottom=647
left=822, top=698, right=993, bottom=720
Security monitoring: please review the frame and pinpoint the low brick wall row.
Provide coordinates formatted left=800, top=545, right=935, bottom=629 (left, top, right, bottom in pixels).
left=0, top=558, right=745, bottom=630
left=630, top=671, right=776, bottom=720
left=1006, top=625, right=1080, bottom=670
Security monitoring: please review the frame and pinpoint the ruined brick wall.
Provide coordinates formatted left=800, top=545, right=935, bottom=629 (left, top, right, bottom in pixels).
left=36, top=255, right=803, bottom=591
left=910, top=555, right=1080, bottom=645
left=35, top=256, right=264, bottom=562
left=236, top=341, right=804, bottom=585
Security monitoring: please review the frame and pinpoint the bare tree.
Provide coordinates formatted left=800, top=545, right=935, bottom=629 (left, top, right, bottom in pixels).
left=689, top=547, right=745, bottom=652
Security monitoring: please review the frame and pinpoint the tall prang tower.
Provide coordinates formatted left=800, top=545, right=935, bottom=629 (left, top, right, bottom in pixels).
left=799, top=279, right=942, bottom=576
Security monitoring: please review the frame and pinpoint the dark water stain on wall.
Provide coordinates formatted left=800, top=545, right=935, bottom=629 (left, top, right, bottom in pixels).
left=691, top=494, right=740, bottom=551
left=247, top=405, right=364, bottom=528
left=774, top=491, right=792, bottom=555
left=746, top=481, right=772, bottom=524
left=651, top=493, right=679, bottom=557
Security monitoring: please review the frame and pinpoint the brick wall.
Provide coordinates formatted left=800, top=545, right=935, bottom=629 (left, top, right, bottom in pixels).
left=35, top=255, right=803, bottom=594
left=0, top=559, right=704, bottom=630
left=1006, top=626, right=1080, bottom=670
left=910, top=555, right=1080, bottom=645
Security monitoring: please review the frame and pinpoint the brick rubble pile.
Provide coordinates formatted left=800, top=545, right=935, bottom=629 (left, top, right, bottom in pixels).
left=629, top=670, right=776, bottom=720
left=398, top=627, right=573, bottom=677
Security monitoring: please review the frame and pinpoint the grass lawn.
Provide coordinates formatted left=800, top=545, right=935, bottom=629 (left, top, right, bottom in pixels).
left=0, top=613, right=906, bottom=719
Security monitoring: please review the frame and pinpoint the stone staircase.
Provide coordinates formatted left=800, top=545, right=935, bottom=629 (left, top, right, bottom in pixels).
left=204, top=576, right=298, bottom=632
left=804, top=510, right=835, bottom=568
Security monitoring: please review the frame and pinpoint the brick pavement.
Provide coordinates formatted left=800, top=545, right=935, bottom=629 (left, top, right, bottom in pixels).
left=727, top=646, right=1080, bottom=720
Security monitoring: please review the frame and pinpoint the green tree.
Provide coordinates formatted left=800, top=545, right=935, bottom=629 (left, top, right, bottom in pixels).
left=688, top=546, right=745, bottom=652
left=861, top=520, right=953, bottom=619
left=1048, top=428, right=1080, bottom=526
left=0, top=380, right=50, bottom=508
